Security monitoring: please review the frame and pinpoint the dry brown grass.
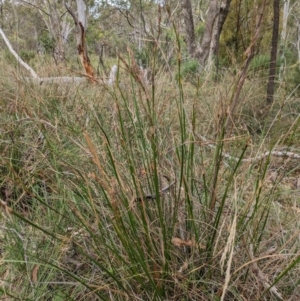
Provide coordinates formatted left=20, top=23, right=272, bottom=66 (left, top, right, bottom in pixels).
left=0, top=55, right=300, bottom=300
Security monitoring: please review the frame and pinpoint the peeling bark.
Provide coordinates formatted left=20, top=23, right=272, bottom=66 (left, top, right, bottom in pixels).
left=196, top=0, right=219, bottom=65
left=209, top=0, right=232, bottom=65
left=65, top=0, right=96, bottom=81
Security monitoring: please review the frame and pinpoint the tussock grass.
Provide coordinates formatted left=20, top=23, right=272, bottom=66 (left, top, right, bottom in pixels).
left=1, top=50, right=300, bottom=301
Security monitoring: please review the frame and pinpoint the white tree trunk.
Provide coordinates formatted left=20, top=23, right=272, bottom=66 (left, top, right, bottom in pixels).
left=76, top=0, right=87, bottom=29
left=61, top=18, right=73, bottom=43
left=66, top=0, right=95, bottom=80
left=279, top=0, right=290, bottom=80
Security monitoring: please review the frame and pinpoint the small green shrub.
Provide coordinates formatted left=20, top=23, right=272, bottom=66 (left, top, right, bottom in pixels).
left=285, top=64, right=300, bottom=97
left=19, top=49, right=35, bottom=62
left=38, top=32, right=55, bottom=54
left=178, top=59, right=199, bottom=82
left=249, top=54, right=270, bottom=74
left=195, top=22, right=205, bottom=37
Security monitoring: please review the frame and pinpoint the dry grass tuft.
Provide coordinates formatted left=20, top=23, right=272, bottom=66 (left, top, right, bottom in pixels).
left=1, top=55, right=300, bottom=300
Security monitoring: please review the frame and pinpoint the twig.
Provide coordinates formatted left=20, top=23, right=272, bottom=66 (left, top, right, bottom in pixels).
left=249, top=243, right=283, bottom=300
left=192, top=128, right=300, bottom=163
left=135, top=180, right=176, bottom=202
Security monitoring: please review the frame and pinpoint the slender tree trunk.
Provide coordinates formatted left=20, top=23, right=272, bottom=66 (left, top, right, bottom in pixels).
left=214, top=0, right=232, bottom=57
left=192, top=0, right=232, bottom=67
left=266, top=0, right=280, bottom=104
left=181, top=0, right=196, bottom=58
left=66, top=0, right=95, bottom=81
left=279, top=0, right=290, bottom=80
left=27, top=0, right=73, bottom=64
left=45, top=0, right=64, bottom=63
left=196, top=0, right=219, bottom=65
left=0, top=27, right=39, bottom=78
left=0, top=0, right=3, bottom=28
left=207, top=0, right=232, bottom=71
left=181, top=0, right=231, bottom=67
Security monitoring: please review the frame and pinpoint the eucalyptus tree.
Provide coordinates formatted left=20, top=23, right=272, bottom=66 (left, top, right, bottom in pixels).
left=0, top=0, right=44, bottom=53
left=65, top=0, right=96, bottom=79
left=18, top=0, right=74, bottom=63
left=181, top=0, right=232, bottom=69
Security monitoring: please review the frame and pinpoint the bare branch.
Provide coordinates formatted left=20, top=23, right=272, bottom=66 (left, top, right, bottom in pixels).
left=0, top=27, right=39, bottom=79
left=19, top=0, right=50, bottom=16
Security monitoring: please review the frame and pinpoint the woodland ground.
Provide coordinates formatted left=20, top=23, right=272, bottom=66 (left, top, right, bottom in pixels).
left=1, top=54, right=300, bottom=300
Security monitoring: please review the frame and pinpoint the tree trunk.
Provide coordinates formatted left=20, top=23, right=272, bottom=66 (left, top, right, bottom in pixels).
left=29, top=0, right=73, bottom=64
left=279, top=0, right=290, bottom=80
left=266, top=0, right=280, bottom=104
left=206, top=0, right=232, bottom=71
left=0, top=0, right=3, bottom=28
left=196, top=0, right=219, bottom=65
left=46, top=0, right=65, bottom=63
left=214, top=0, right=232, bottom=58
left=65, top=0, right=95, bottom=81
left=0, top=27, right=39, bottom=79
left=181, top=0, right=196, bottom=58
left=180, top=0, right=231, bottom=68
left=1, top=22, right=117, bottom=86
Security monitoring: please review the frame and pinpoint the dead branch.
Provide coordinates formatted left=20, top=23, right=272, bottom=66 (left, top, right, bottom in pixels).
left=0, top=28, right=39, bottom=79
left=0, top=27, right=117, bottom=86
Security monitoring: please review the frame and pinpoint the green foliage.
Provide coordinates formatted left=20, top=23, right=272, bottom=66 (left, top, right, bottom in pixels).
left=86, top=19, right=104, bottom=46
left=195, top=21, right=205, bottom=37
left=135, top=46, right=151, bottom=68
left=219, top=0, right=273, bottom=64
left=280, top=49, right=300, bottom=96
left=38, top=32, right=55, bottom=54
left=177, top=59, right=199, bottom=83
left=182, top=59, right=199, bottom=75
left=286, top=64, right=300, bottom=97
left=249, top=54, right=270, bottom=72
left=19, top=49, right=36, bottom=62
